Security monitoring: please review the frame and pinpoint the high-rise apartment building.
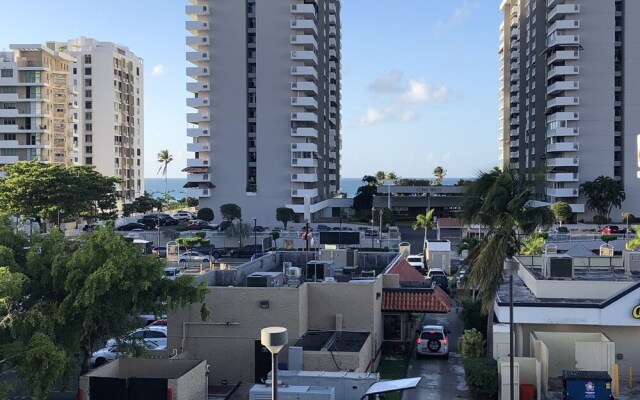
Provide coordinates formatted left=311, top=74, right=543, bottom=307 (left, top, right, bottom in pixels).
left=0, top=45, right=76, bottom=166
left=0, top=38, right=144, bottom=205
left=185, top=0, right=341, bottom=224
left=499, top=0, right=640, bottom=217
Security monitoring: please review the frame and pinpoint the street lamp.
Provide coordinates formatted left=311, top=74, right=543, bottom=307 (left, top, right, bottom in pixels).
left=371, top=207, right=375, bottom=248
left=504, top=259, right=519, bottom=400
left=239, top=218, right=243, bottom=247
left=261, top=327, right=288, bottom=400
left=379, top=209, right=383, bottom=249
left=253, top=218, right=257, bottom=249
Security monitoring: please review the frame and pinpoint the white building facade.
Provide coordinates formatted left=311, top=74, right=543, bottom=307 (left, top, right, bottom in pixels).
left=185, top=0, right=342, bottom=225
left=498, top=0, right=640, bottom=217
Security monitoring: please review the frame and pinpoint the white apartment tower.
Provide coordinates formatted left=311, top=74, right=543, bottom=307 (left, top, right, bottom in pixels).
left=0, top=45, right=76, bottom=166
left=499, top=0, right=640, bottom=217
left=185, top=0, right=342, bottom=224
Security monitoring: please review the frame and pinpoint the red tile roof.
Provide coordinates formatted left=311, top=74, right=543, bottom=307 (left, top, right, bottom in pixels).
left=385, top=258, right=426, bottom=282
left=382, top=287, right=452, bottom=313
left=437, top=218, right=463, bottom=228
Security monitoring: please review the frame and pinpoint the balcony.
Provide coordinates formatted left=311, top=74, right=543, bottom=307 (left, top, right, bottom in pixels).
left=186, top=67, right=209, bottom=77
left=547, top=172, right=579, bottom=182
left=547, top=96, right=579, bottom=109
left=186, top=52, right=210, bottom=63
left=290, top=19, right=318, bottom=34
left=0, top=124, right=18, bottom=133
left=329, top=26, right=337, bottom=36
left=0, top=140, right=18, bottom=148
left=187, top=82, right=210, bottom=92
left=187, top=128, right=209, bottom=137
left=291, top=157, right=318, bottom=168
left=187, top=142, right=210, bottom=152
left=290, top=35, right=318, bottom=48
left=187, top=158, right=209, bottom=167
left=0, top=155, right=19, bottom=164
left=547, top=80, right=579, bottom=95
left=329, top=14, right=337, bottom=25
left=510, top=139, right=519, bottom=148
left=290, top=188, right=319, bottom=198
left=291, top=127, right=318, bottom=138
left=548, top=4, right=580, bottom=23
left=187, top=173, right=211, bottom=183
left=291, top=96, right=318, bottom=109
left=185, top=5, right=209, bottom=16
left=549, top=19, right=580, bottom=33
left=548, top=34, right=580, bottom=48
left=186, top=36, right=210, bottom=50
left=546, top=157, right=579, bottom=167
left=546, top=142, right=579, bottom=152
left=547, top=112, right=579, bottom=124
left=291, top=66, right=318, bottom=79
left=546, top=187, right=579, bottom=198
left=290, top=4, right=316, bottom=17
left=548, top=65, right=579, bottom=79
left=291, top=51, right=318, bottom=65
left=291, top=81, right=318, bottom=93
left=291, top=112, right=318, bottom=123
left=291, top=173, right=318, bottom=183
left=187, top=97, right=210, bottom=108
left=186, top=20, right=209, bottom=33
left=547, top=126, right=579, bottom=138
left=186, top=188, right=211, bottom=198
left=510, top=129, right=519, bottom=137
left=291, top=142, right=317, bottom=152
left=0, top=93, right=18, bottom=102
left=187, top=112, right=210, bottom=123
left=0, top=109, right=18, bottom=118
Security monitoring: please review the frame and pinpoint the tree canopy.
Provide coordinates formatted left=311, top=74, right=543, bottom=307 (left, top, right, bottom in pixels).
left=0, top=218, right=207, bottom=399
left=157, top=150, right=173, bottom=197
left=220, top=203, right=242, bottom=221
left=433, top=166, right=447, bottom=185
left=197, top=207, right=214, bottom=222
left=0, top=161, right=120, bottom=223
left=580, top=176, right=625, bottom=220
left=551, top=201, right=572, bottom=226
left=276, top=207, right=296, bottom=229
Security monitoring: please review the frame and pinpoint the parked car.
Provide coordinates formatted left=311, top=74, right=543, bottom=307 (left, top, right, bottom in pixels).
left=91, top=341, right=165, bottom=368
left=173, top=212, right=194, bottom=221
left=164, top=267, right=182, bottom=280
left=116, top=222, right=148, bottom=231
left=554, top=226, right=570, bottom=234
left=152, top=246, right=167, bottom=258
left=364, top=229, right=379, bottom=237
left=230, top=244, right=263, bottom=258
left=602, top=225, right=621, bottom=234
left=253, top=225, right=267, bottom=232
left=416, top=325, right=450, bottom=359
left=219, top=220, right=233, bottom=231
left=316, top=224, right=330, bottom=232
left=178, top=251, right=213, bottom=263
left=427, top=269, right=449, bottom=293
left=191, top=244, right=227, bottom=259
left=138, top=214, right=178, bottom=227
left=106, top=326, right=168, bottom=348
left=184, top=220, right=218, bottom=231
left=406, top=255, right=425, bottom=272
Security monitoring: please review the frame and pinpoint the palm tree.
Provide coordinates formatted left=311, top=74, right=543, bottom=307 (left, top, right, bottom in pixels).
left=157, top=150, right=173, bottom=197
left=433, top=166, right=446, bottom=185
left=413, top=208, right=436, bottom=256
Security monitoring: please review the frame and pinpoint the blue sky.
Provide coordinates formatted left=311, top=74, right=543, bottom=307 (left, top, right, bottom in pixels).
left=0, top=0, right=501, bottom=179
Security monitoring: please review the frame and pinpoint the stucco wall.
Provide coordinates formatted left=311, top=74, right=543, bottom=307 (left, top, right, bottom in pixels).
left=302, top=334, right=372, bottom=372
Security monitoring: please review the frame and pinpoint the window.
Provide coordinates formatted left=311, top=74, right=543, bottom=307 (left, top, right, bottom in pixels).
left=2, top=118, right=16, bottom=125
left=85, top=157, right=92, bottom=164
left=72, top=67, right=77, bottom=75
left=3, top=133, right=16, bottom=140
left=84, top=67, right=91, bottom=75
left=85, top=90, right=92, bottom=97
left=85, top=101, right=92, bottom=109
left=0, top=86, right=16, bottom=93
left=85, top=78, right=92, bottom=86
left=85, top=124, right=92, bottom=131
left=85, top=112, right=92, bottom=120
left=1, top=69, right=13, bottom=78
left=84, top=54, right=91, bottom=64
left=0, top=149, right=17, bottom=156
left=85, top=146, right=92, bottom=153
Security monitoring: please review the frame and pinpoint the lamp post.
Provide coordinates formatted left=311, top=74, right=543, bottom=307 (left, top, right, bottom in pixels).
left=253, top=218, right=257, bottom=249
left=371, top=207, right=375, bottom=248
left=386, top=181, right=391, bottom=210
left=379, top=209, right=383, bottom=249
left=504, top=259, right=519, bottom=400
left=261, top=327, right=288, bottom=400
left=239, top=218, right=243, bottom=247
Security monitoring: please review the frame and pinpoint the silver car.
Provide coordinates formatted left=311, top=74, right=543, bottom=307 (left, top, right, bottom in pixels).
left=416, top=325, right=450, bottom=359
left=90, top=341, right=165, bottom=368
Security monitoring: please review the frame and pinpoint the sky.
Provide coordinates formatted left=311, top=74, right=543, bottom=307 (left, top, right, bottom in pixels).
left=0, top=0, right=502, bottom=179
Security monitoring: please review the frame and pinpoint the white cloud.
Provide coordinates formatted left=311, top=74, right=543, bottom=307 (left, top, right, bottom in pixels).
left=368, top=70, right=404, bottom=94
left=441, top=152, right=453, bottom=161
left=151, top=64, right=166, bottom=77
left=357, top=107, right=418, bottom=127
left=434, top=1, right=480, bottom=33
left=401, top=80, right=449, bottom=104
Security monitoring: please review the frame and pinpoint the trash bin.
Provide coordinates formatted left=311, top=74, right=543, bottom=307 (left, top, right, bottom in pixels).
left=520, top=383, right=535, bottom=400
left=562, top=370, right=613, bottom=400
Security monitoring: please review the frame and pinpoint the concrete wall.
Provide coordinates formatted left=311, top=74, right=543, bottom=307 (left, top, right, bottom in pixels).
left=302, top=334, right=371, bottom=372
left=171, top=360, right=207, bottom=400
left=623, top=0, right=640, bottom=214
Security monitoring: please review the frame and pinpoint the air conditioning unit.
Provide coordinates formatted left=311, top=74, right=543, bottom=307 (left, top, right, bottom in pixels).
left=623, top=252, right=640, bottom=273
left=345, top=249, right=358, bottom=269
left=287, top=267, right=301, bottom=278
left=542, top=255, right=573, bottom=279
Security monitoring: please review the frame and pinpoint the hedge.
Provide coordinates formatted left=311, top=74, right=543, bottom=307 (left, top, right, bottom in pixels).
left=462, top=358, right=499, bottom=399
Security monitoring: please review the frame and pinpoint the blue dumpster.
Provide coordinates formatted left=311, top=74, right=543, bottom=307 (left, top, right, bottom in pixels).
left=562, top=370, right=614, bottom=400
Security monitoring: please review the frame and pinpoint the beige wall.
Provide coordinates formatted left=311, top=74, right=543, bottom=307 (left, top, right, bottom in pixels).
left=303, top=334, right=372, bottom=372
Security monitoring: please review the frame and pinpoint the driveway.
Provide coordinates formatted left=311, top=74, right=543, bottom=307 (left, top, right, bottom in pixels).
left=403, top=302, right=471, bottom=400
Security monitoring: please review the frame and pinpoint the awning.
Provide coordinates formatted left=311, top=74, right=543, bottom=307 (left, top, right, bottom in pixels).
left=382, top=288, right=452, bottom=313
left=182, top=166, right=209, bottom=173
left=183, top=181, right=216, bottom=188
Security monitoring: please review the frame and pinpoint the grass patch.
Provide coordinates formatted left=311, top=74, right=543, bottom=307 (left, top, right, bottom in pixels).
left=376, top=357, right=409, bottom=400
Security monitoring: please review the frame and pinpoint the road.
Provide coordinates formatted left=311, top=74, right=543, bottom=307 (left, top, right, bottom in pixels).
left=403, top=304, right=471, bottom=400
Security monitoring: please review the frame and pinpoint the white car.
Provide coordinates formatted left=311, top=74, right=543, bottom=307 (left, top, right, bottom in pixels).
left=406, top=255, right=425, bottom=272
left=173, top=212, right=193, bottom=221
left=106, top=326, right=167, bottom=348
left=90, top=341, right=165, bottom=368
left=178, top=251, right=212, bottom=263
left=416, top=325, right=450, bottom=359
left=164, top=266, right=182, bottom=280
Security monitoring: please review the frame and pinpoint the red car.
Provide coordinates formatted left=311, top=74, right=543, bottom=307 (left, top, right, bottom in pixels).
left=602, top=225, right=621, bottom=234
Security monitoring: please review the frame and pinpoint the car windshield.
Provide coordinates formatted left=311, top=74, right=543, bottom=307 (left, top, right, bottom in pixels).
left=407, top=257, right=421, bottom=262
left=420, top=331, right=444, bottom=340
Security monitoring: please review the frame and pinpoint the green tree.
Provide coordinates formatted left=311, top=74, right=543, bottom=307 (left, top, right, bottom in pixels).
left=458, top=328, right=486, bottom=359
left=352, top=176, right=378, bottom=214
left=131, top=192, right=163, bottom=214
left=520, top=233, right=546, bottom=255
left=625, top=227, right=640, bottom=251
left=156, top=149, right=173, bottom=198
left=413, top=208, right=436, bottom=255
left=580, top=176, right=625, bottom=220
left=551, top=201, right=572, bottom=226
left=220, top=203, right=242, bottom=221
left=0, top=222, right=207, bottom=399
left=276, top=207, right=296, bottom=229
left=197, top=207, right=214, bottom=222
left=0, top=161, right=120, bottom=226
left=458, top=236, right=481, bottom=257
left=433, top=166, right=447, bottom=185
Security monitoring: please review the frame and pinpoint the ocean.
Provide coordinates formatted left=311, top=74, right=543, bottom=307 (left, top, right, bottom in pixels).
left=145, top=177, right=467, bottom=200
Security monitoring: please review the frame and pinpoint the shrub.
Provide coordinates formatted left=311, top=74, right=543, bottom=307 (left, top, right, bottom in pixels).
left=601, top=234, right=617, bottom=243
left=592, top=215, right=608, bottom=226
left=461, top=300, right=486, bottom=335
left=197, top=207, right=214, bottom=222
left=458, top=329, right=485, bottom=359
left=462, top=358, right=499, bottom=400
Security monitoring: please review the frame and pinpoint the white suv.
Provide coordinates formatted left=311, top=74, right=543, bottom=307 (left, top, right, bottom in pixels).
left=416, top=325, right=450, bottom=359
